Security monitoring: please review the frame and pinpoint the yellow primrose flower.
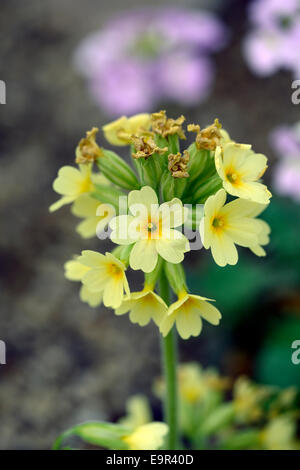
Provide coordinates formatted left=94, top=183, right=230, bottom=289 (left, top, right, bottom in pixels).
left=160, top=291, right=221, bottom=340
left=71, top=193, right=115, bottom=239
left=122, top=422, right=168, bottom=450
left=215, top=142, right=272, bottom=204
left=115, top=287, right=167, bottom=326
left=177, top=363, right=229, bottom=403
left=64, top=259, right=102, bottom=307
left=233, top=377, right=271, bottom=424
left=178, top=363, right=210, bottom=403
left=103, top=114, right=151, bottom=146
left=200, top=189, right=269, bottom=267
left=260, top=415, right=298, bottom=450
left=50, top=164, right=94, bottom=212
left=119, top=395, right=152, bottom=429
left=109, top=186, right=189, bottom=273
left=78, top=250, right=129, bottom=309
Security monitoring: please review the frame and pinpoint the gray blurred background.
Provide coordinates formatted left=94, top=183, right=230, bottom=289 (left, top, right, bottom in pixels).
left=0, top=0, right=299, bottom=449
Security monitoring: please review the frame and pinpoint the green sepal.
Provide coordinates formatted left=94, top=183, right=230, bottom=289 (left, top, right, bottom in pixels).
left=168, top=134, right=180, bottom=154
left=134, top=156, right=159, bottom=189
left=161, top=170, right=187, bottom=201
left=91, top=184, right=125, bottom=209
left=185, top=204, right=204, bottom=230
left=192, top=174, right=223, bottom=203
left=154, top=134, right=169, bottom=150
left=185, top=144, right=214, bottom=186
left=96, top=150, right=140, bottom=190
left=164, top=262, right=187, bottom=295
left=53, top=421, right=131, bottom=451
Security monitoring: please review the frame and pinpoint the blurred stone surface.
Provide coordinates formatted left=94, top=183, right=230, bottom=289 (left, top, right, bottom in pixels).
left=0, top=0, right=299, bottom=449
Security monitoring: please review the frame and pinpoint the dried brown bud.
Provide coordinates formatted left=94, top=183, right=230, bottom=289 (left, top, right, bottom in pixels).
left=131, top=135, right=167, bottom=159
left=75, top=127, right=103, bottom=164
left=151, top=110, right=186, bottom=139
left=188, top=119, right=222, bottom=151
left=168, top=150, right=190, bottom=178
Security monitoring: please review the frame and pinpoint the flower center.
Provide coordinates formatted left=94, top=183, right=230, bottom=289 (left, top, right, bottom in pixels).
left=211, top=215, right=226, bottom=233
left=226, top=172, right=238, bottom=183
left=80, top=175, right=94, bottom=194
left=106, top=263, right=123, bottom=279
left=143, top=217, right=161, bottom=240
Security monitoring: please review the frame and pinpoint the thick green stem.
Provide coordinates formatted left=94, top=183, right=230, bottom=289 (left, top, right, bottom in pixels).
left=159, top=272, right=178, bottom=450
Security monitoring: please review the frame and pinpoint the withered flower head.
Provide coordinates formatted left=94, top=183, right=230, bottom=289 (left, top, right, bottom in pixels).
left=131, top=135, right=168, bottom=159
left=151, top=110, right=186, bottom=140
left=168, top=150, right=190, bottom=178
left=188, top=119, right=222, bottom=151
left=75, top=127, right=103, bottom=164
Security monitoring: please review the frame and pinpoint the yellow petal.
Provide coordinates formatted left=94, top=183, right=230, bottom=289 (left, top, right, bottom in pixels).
left=124, top=422, right=168, bottom=450
left=78, top=250, right=107, bottom=268
left=176, top=309, right=203, bottom=339
left=80, top=285, right=103, bottom=307
left=210, top=233, right=238, bottom=267
left=64, top=260, right=90, bottom=281
left=129, top=240, right=158, bottom=273
left=128, top=186, right=158, bottom=214
left=71, top=193, right=100, bottom=218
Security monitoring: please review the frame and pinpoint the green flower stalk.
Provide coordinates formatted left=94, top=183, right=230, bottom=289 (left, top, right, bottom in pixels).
left=50, top=110, right=272, bottom=450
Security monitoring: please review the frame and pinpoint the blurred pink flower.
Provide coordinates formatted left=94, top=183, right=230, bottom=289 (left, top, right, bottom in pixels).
left=243, top=0, right=300, bottom=78
left=249, top=0, right=299, bottom=29
left=74, top=8, right=227, bottom=116
left=270, top=123, right=300, bottom=201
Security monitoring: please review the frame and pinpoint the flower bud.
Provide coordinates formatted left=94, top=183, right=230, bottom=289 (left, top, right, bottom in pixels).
left=96, top=150, right=140, bottom=190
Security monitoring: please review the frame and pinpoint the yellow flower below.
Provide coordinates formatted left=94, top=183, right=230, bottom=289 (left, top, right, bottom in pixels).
left=160, top=292, right=221, bottom=340
left=122, top=422, right=168, bottom=450
left=119, top=395, right=152, bottom=429
left=260, top=415, right=298, bottom=450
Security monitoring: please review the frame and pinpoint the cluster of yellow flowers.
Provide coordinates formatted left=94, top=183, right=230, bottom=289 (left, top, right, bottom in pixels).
left=54, top=363, right=299, bottom=450
left=51, top=111, right=271, bottom=340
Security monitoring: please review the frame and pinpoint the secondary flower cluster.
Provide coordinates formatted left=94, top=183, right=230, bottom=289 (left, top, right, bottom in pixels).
left=243, top=0, right=300, bottom=77
left=54, top=362, right=300, bottom=450
left=50, top=110, right=271, bottom=339
left=74, top=7, right=227, bottom=115
left=270, top=121, right=300, bottom=201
